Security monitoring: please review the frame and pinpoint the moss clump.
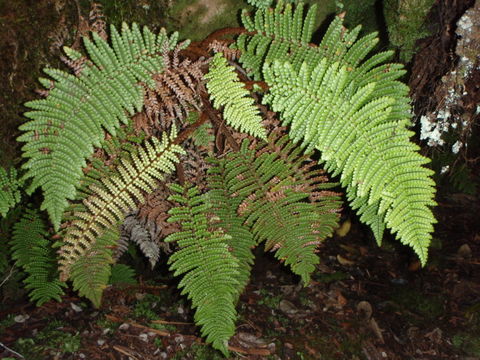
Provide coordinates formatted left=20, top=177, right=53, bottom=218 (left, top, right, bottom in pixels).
left=383, top=0, right=435, bottom=62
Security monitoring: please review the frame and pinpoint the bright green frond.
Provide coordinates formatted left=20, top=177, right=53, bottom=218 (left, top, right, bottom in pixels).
left=236, top=1, right=320, bottom=79
left=18, top=24, right=181, bottom=230
left=263, top=58, right=436, bottom=265
left=11, top=208, right=66, bottom=305
left=205, top=53, right=267, bottom=140
left=165, top=183, right=240, bottom=356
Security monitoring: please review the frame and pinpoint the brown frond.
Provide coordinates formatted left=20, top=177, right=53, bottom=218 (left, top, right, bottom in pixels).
left=207, top=40, right=241, bottom=60
left=89, top=3, right=107, bottom=40
left=180, top=141, right=212, bottom=191
left=136, top=182, right=180, bottom=241
left=60, top=55, right=87, bottom=76
left=143, top=43, right=207, bottom=131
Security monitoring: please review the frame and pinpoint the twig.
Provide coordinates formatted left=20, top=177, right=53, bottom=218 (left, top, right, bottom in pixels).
left=0, top=342, right=24, bottom=359
left=113, top=345, right=138, bottom=359
left=150, top=319, right=192, bottom=325
left=0, top=266, right=15, bottom=289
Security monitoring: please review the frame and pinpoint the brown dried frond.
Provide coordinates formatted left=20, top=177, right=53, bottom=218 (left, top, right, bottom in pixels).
left=136, top=182, right=180, bottom=242
left=143, top=43, right=207, bottom=131
left=180, top=141, right=212, bottom=191
left=132, top=112, right=152, bottom=136
left=89, top=2, right=107, bottom=40
left=207, top=40, right=241, bottom=60
left=60, top=55, right=87, bottom=76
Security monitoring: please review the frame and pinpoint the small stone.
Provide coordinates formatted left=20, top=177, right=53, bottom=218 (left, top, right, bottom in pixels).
left=174, top=335, right=184, bottom=343
left=14, top=314, right=29, bottom=323
left=97, top=339, right=106, bottom=346
left=457, top=244, right=472, bottom=258
left=70, top=303, right=82, bottom=312
left=119, top=323, right=130, bottom=330
left=279, top=299, right=298, bottom=314
left=139, top=333, right=149, bottom=342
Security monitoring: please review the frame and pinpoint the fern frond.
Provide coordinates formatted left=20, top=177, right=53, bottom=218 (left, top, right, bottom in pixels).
left=235, top=1, right=319, bottom=79
left=69, top=224, right=118, bottom=307
left=18, top=24, right=184, bottom=230
left=58, top=128, right=185, bottom=281
left=165, top=183, right=240, bottom=356
left=210, top=135, right=341, bottom=283
left=205, top=53, right=267, bottom=140
left=263, top=59, right=436, bottom=265
left=206, top=160, right=256, bottom=297
left=121, top=213, right=160, bottom=268
left=0, top=167, right=23, bottom=217
left=11, top=208, right=66, bottom=305
left=144, top=42, right=206, bottom=130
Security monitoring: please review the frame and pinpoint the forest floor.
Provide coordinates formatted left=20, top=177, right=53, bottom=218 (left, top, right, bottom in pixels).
left=1, top=0, right=480, bottom=359
left=0, top=188, right=479, bottom=360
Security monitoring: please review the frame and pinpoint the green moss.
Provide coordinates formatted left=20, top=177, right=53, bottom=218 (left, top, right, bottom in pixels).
left=133, top=293, right=163, bottom=320
left=383, top=0, right=435, bottom=62
left=13, top=321, right=81, bottom=359
left=387, top=287, right=445, bottom=324
left=341, top=0, right=380, bottom=34
left=164, top=0, right=249, bottom=42
left=171, top=342, right=225, bottom=360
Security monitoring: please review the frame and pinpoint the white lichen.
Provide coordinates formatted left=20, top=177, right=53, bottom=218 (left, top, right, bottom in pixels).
left=452, top=140, right=462, bottom=154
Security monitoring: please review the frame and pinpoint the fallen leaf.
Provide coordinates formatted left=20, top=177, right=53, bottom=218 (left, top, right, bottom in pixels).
left=337, top=254, right=355, bottom=266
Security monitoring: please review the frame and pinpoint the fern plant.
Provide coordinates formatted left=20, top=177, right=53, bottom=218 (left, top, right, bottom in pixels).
left=3, top=0, right=438, bottom=356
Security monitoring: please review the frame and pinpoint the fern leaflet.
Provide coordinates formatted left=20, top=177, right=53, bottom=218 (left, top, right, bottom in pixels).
left=0, top=167, right=23, bottom=217
left=109, top=263, right=137, bottom=285
left=69, top=225, right=119, bottom=307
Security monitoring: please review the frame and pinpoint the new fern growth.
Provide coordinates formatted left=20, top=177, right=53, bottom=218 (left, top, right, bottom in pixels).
left=8, top=1, right=437, bottom=356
